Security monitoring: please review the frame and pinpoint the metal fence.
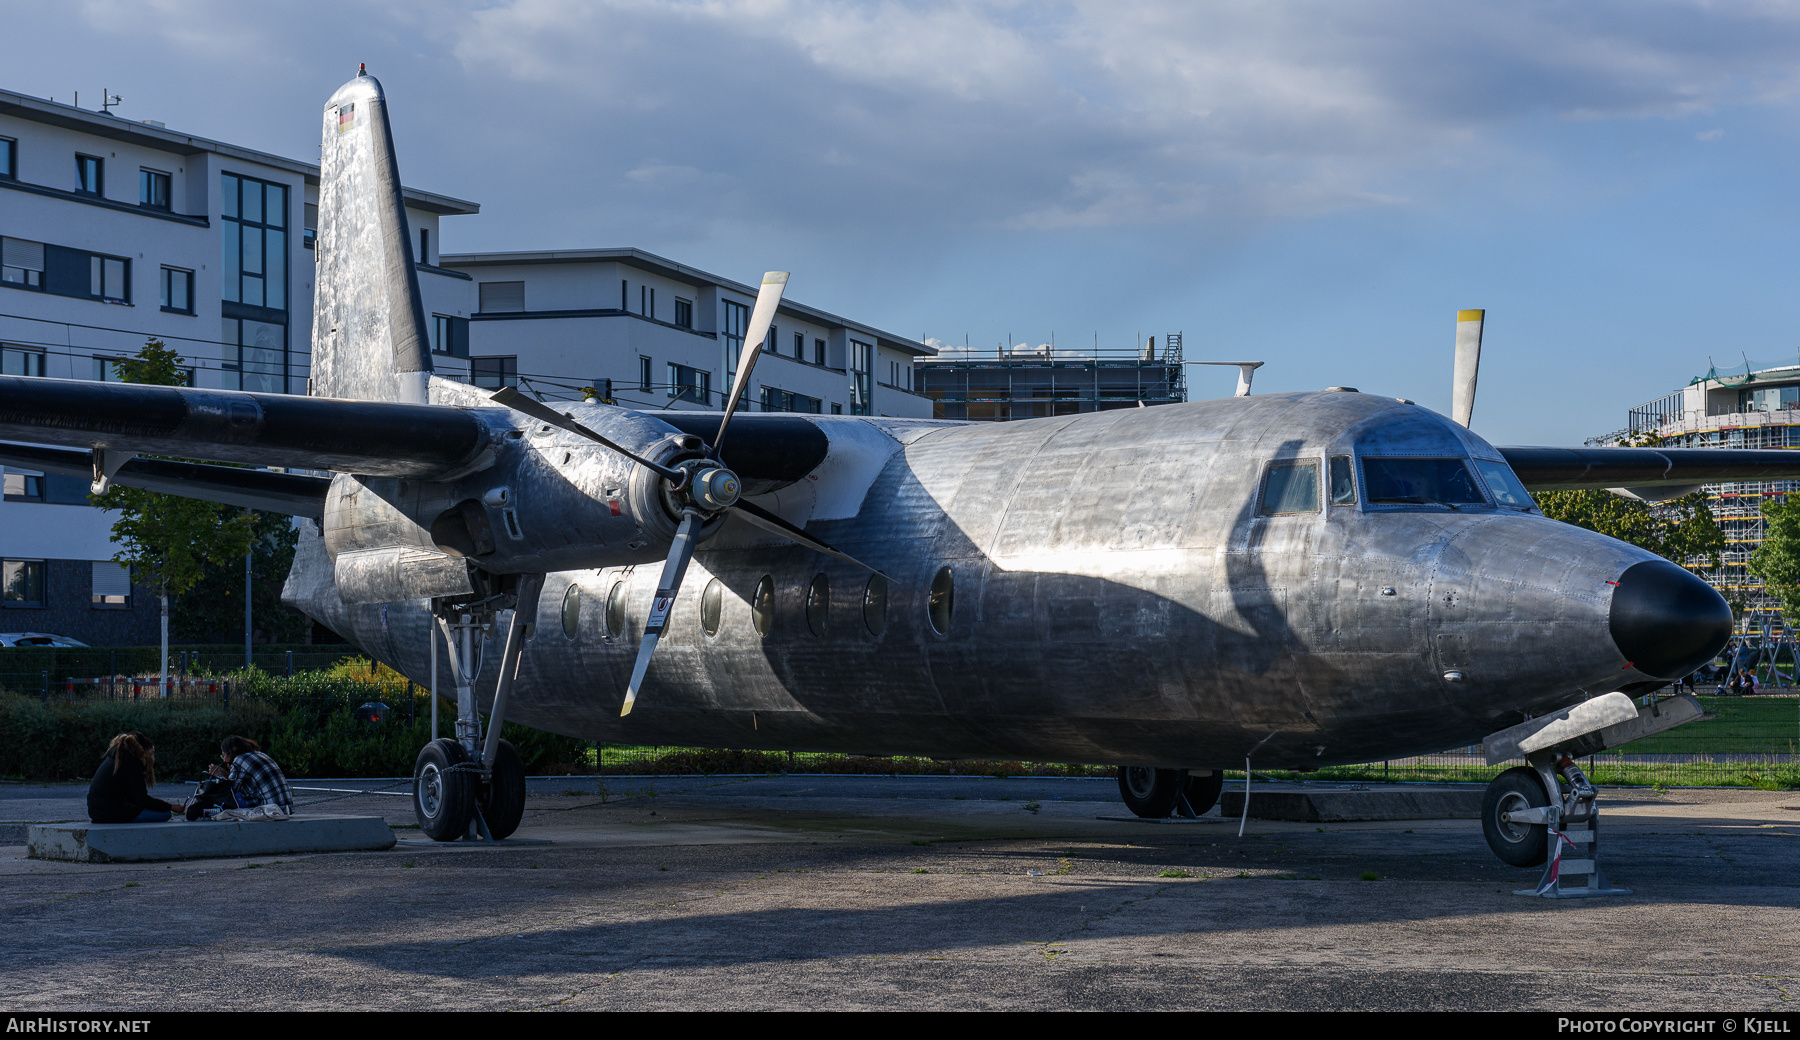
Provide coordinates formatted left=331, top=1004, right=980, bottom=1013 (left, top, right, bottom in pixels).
left=5, top=676, right=1796, bottom=788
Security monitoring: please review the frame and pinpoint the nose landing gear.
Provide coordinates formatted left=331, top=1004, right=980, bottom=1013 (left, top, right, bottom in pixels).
left=1480, top=753, right=1630, bottom=898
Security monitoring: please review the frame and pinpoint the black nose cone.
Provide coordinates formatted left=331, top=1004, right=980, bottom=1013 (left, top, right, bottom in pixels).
left=1609, top=559, right=1733, bottom=679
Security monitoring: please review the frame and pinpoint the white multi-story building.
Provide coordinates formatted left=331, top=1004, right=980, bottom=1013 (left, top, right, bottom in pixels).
left=0, top=87, right=933, bottom=644
left=439, top=248, right=934, bottom=418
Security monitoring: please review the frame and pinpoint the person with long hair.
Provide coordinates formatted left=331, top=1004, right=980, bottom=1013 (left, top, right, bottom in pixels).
left=205, top=735, right=293, bottom=816
left=87, top=732, right=185, bottom=824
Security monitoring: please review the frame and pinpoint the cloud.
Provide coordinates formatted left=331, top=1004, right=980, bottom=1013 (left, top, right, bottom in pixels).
left=434, top=0, right=1800, bottom=244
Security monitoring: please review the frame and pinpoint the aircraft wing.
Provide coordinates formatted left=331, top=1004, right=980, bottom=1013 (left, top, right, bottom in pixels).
left=0, top=375, right=497, bottom=479
left=1500, top=445, right=1800, bottom=491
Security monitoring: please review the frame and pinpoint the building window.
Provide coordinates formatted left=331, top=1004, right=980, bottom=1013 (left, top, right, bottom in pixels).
left=221, top=172, right=289, bottom=312
left=723, top=300, right=749, bottom=390
left=667, top=363, right=711, bottom=404
left=3, top=559, right=44, bottom=607
left=850, top=340, right=874, bottom=415
left=674, top=299, right=692, bottom=329
left=92, top=561, right=131, bottom=607
left=3, top=469, right=45, bottom=502
left=1, top=347, right=45, bottom=376
left=90, top=255, right=130, bottom=304
left=418, top=228, right=430, bottom=265
left=620, top=279, right=628, bottom=311
left=303, top=203, right=317, bottom=250
left=831, top=402, right=842, bottom=414
left=478, top=281, right=524, bottom=313
left=815, top=338, right=826, bottom=366
left=139, top=169, right=172, bottom=210
left=432, top=314, right=469, bottom=358
left=220, top=318, right=285, bottom=393
left=762, top=387, right=822, bottom=414
left=76, top=154, right=103, bottom=195
left=0, top=137, right=14, bottom=179
left=93, top=356, right=122, bottom=381
left=472, top=356, right=518, bottom=389
left=767, top=325, right=778, bottom=353
left=639, top=355, right=652, bottom=391
left=793, top=332, right=805, bottom=359
left=160, top=267, right=193, bottom=314
left=640, top=285, right=655, bottom=318
left=0, top=237, right=43, bottom=289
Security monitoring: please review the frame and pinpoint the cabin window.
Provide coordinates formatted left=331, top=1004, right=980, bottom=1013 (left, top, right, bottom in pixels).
left=1329, top=456, right=1357, bottom=506
left=806, top=573, right=830, bottom=636
left=605, top=581, right=627, bottom=638
left=928, top=567, right=954, bottom=635
left=701, top=578, right=724, bottom=637
left=1259, top=460, right=1320, bottom=515
left=561, top=584, right=581, bottom=640
left=863, top=574, right=888, bottom=637
left=1363, top=457, right=1486, bottom=508
left=1472, top=459, right=1536, bottom=511
left=752, top=575, right=775, bottom=636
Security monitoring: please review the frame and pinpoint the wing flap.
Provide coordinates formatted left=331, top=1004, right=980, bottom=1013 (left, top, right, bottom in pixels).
left=0, top=442, right=332, bottom=518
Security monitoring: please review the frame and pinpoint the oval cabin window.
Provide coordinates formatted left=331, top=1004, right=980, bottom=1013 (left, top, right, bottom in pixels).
left=928, top=566, right=953, bottom=635
left=605, top=581, right=627, bottom=639
left=701, top=578, right=723, bottom=638
left=752, top=575, right=775, bottom=636
left=863, top=574, right=888, bottom=637
left=806, top=573, right=829, bottom=636
left=560, top=583, right=580, bottom=640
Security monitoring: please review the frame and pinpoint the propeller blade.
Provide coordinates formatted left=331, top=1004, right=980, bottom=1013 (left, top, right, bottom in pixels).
left=620, top=509, right=705, bottom=717
left=1452, top=309, right=1483, bottom=428
left=490, top=386, right=684, bottom=481
left=714, top=272, right=790, bottom=451
left=729, top=498, right=884, bottom=575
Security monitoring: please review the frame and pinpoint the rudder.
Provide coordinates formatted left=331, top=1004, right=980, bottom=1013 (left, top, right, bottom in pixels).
left=311, top=68, right=432, bottom=404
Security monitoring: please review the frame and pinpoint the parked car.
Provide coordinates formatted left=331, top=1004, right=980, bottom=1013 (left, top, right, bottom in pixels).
left=0, top=633, right=88, bottom=647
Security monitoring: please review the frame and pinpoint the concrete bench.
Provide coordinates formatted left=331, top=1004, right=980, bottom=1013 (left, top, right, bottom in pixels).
left=27, top=815, right=396, bottom=863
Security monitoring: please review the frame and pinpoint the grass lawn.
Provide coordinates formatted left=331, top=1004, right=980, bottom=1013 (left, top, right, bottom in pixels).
left=1621, top=696, right=1798, bottom=754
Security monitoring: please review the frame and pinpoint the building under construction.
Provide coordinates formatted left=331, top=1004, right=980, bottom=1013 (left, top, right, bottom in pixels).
left=1623, top=358, right=1800, bottom=640
left=916, top=334, right=1187, bottom=421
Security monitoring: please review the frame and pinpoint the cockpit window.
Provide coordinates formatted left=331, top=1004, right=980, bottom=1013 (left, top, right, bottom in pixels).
left=1260, top=460, right=1320, bottom=515
left=1329, top=456, right=1357, bottom=505
left=1472, top=458, right=1537, bottom=510
left=1363, top=457, right=1487, bottom=508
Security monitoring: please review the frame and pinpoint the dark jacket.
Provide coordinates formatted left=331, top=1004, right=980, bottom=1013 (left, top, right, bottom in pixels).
left=87, top=753, right=171, bottom=824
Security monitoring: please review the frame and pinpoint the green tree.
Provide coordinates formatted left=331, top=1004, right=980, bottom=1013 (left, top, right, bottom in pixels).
left=172, top=510, right=310, bottom=644
left=1535, top=488, right=1725, bottom=569
left=90, top=339, right=256, bottom=693
left=1749, top=497, right=1800, bottom=625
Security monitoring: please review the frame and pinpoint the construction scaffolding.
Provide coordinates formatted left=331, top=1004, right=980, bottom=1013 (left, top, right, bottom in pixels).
left=916, top=334, right=1187, bottom=421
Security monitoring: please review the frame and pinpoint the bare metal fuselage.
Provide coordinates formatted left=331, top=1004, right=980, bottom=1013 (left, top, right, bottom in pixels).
left=287, top=390, right=1654, bottom=770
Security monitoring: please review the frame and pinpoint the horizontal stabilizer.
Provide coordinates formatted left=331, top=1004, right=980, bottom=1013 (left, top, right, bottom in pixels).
left=0, top=376, right=494, bottom=478
left=0, top=442, right=331, bottom=518
left=1500, top=445, right=1800, bottom=491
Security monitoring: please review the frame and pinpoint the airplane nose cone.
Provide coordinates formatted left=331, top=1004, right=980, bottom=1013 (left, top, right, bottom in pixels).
left=1608, top=559, right=1732, bottom=679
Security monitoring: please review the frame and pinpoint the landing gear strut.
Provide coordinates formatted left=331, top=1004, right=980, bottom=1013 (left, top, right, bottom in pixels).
left=412, top=574, right=542, bottom=842
left=1116, top=767, right=1223, bottom=818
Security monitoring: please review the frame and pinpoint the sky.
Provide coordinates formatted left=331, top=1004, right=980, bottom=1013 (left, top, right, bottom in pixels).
left=9, top=0, right=1800, bottom=444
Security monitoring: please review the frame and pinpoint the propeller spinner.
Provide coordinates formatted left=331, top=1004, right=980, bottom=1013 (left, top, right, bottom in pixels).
left=490, top=271, right=882, bottom=717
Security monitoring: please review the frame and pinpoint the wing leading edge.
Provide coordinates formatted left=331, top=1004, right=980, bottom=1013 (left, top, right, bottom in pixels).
left=1499, top=446, right=1800, bottom=492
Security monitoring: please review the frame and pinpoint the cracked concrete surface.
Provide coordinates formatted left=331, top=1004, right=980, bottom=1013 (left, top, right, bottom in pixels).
left=0, top=776, right=1795, bottom=1011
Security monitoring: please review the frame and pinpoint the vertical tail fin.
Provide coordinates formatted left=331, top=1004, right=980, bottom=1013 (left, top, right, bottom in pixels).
left=311, top=67, right=432, bottom=404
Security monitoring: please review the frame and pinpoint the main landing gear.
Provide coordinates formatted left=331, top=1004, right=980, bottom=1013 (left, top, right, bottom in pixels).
left=1116, top=767, right=1225, bottom=818
left=413, top=575, right=542, bottom=842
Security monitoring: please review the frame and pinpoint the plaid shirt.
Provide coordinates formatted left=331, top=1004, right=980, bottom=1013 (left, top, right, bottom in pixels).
left=227, top=750, right=293, bottom=812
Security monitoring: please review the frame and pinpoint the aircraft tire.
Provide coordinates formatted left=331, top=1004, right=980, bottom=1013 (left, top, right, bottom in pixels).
left=479, top=739, right=527, bottom=840
left=1184, top=771, right=1225, bottom=815
left=1117, top=766, right=1184, bottom=818
left=414, top=738, right=475, bottom=842
left=1482, top=767, right=1550, bottom=867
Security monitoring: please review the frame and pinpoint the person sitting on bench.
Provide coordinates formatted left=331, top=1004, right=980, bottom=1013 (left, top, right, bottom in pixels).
left=203, top=736, right=293, bottom=817
left=88, top=732, right=186, bottom=823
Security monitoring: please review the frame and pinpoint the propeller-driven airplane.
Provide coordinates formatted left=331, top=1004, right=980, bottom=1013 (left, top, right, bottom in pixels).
left=0, top=70, right=1790, bottom=866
